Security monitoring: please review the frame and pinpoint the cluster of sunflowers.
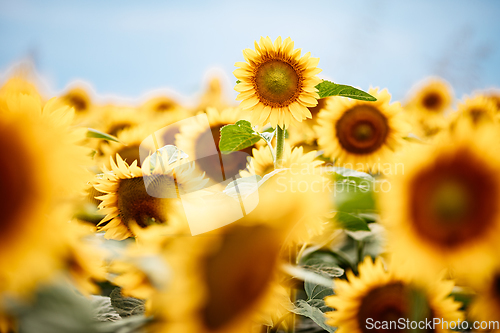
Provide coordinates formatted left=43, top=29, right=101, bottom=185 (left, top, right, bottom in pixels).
left=1, top=36, right=500, bottom=333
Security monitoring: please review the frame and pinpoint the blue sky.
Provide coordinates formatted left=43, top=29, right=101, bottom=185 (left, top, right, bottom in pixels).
left=1, top=0, right=499, bottom=104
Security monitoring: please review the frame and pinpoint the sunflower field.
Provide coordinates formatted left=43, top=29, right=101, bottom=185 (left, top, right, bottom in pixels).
left=1, top=35, right=500, bottom=333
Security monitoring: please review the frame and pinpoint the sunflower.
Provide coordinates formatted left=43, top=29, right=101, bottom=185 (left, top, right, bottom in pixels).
left=175, top=107, right=255, bottom=186
left=242, top=144, right=323, bottom=178
left=450, top=94, right=497, bottom=127
left=234, top=36, right=322, bottom=129
left=60, top=86, right=93, bottom=115
left=315, top=88, right=410, bottom=173
left=141, top=95, right=181, bottom=114
left=403, top=78, right=453, bottom=138
left=93, top=153, right=208, bottom=240
left=381, top=120, right=500, bottom=281
left=0, top=75, right=42, bottom=105
left=196, top=76, right=233, bottom=112
left=60, top=221, right=106, bottom=294
left=93, top=105, right=146, bottom=137
left=0, top=94, right=90, bottom=300
left=324, top=257, right=463, bottom=333
left=146, top=189, right=319, bottom=333
left=100, top=125, right=157, bottom=168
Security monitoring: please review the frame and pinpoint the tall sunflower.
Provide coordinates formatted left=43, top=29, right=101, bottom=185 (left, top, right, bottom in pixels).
left=381, top=120, right=500, bottom=281
left=175, top=107, right=255, bottom=186
left=93, top=153, right=207, bottom=240
left=325, top=257, right=463, bottom=333
left=234, top=36, right=322, bottom=129
left=315, top=88, right=410, bottom=173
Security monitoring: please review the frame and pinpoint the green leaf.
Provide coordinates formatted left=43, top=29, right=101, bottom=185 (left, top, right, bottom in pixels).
left=324, top=166, right=374, bottom=182
left=291, top=300, right=336, bottom=333
left=219, top=120, right=262, bottom=154
left=327, top=169, right=376, bottom=213
left=236, top=80, right=241, bottom=84
left=90, top=296, right=121, bottom=322
left=96, top=315, right=151, bottom=333
left=282, top=264, right=334, bottom=289
left=333, top=212, right=370, bottom=231
left=316, top=80, right=377, bottom=101
left=87, top=128, right=121, bottom=143
left=10, top=284, right=99, bottom=333
left=109, top=288, right=145, bottom=318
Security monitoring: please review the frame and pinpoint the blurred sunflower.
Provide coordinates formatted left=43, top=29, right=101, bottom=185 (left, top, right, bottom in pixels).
left=234, top=36, right=322, bottom=129
left=315, top=88, right=410, bottom=173
left=325, top=257, right=463, bottom=333
left=94, top=153, right=207, bottom=240
left=403, top=78, right=453, bottom=138
left=147, top=214, right=296, bottom=333
left=0, top=75, right=42, bottom=105
left=175, top=107, right=255, bottom=185
left=0, top=94, right=90, bottom=298
left=450, top=94, right=497, bottom=126
left=382, top=120, right=500, bottom=281
left=469, top=270, right=500, bottom=325
left=61, top=221, right=106, bottom=294
left=242, top=144, right=323, bottom=178
left=196, top=77, right=233, bottom=111
left=94, top=105, right=145, bottom=137
left=60, top=86, right=93, bottom=115
left=141, top=95, right=181, bottom=114
left=100, top=125, right=156, bottom=168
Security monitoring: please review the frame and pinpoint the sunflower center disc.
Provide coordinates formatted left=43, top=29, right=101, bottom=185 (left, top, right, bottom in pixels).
left=67, top=95, right=88, bottom=112
left=0, top=127, right=36, bottom=241
left=357, top=283, right=433, bottom=333
left=422, top=92, right=442, bottom=111
left=117, top=176, right=179, bottom=228
left=335, top=105, right=389, bottom=154
left=409, top=148, right=498, bottom=248
left=430, top=180, right=470, bottom=222
left=255, top=60, right=299, bottom=105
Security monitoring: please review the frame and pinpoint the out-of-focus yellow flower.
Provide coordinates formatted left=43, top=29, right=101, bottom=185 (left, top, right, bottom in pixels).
left=61, top=221, right=106, bottom=295
left=60, top=86, right=93, bottom=115
left=382, top=120, right=500, bottom=281
left=468, top=269, right=500, bottom=326
left=234, top=36, right=322, bottom=129
left=0, top=93, right=90, bottom=299
left=324, top=257, right=463, bottom=333
left=0, top=76, right=42, bottom=106
left=450, top=94, right=497, bottom=127
left=100, top=125, right=156, bottom=168
left=196, top=77, right=233, bottom=112
left=315, top=88, right=410, bottom=173
left=403, top=78, right=454, bottom=138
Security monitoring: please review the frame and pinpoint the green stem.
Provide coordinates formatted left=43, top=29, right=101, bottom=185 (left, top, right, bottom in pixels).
left=357, top=240, right=365, bottom=264
left=275, top=125, right=285, bottom=169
